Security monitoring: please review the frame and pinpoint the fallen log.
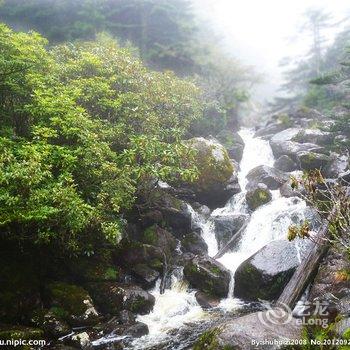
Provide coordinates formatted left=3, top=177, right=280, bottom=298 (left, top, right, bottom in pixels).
left=277, top=213, right=334, bottom=309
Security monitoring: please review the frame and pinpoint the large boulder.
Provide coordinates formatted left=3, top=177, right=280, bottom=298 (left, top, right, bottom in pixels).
left=181, top=231, right=208, bottom=255
left=212, top=311, right=302, bottom=350
left=269, top=129, right=327, bottom=161
left=183, top=137, right=235, bottom=208
left=245, top=183, right=272, bottom=211
left=139, top=225, right=177, bottom=258
left=274, top=155, right=298, bottom=172
left=254, top=122, right=289, bottom=139
left=115, top=240, right=164, bottom=275
left=46, top=282, right=99, bottom=327
left=183, top=256, right=231, bottom=298
left=213, top=214, right=248, bottom=250
left=216, top=130, right=245, bottom=163
left=246, top=165, right=289, bottom=190
left=296, top=151, right=333, bottom=172
left=270, top=140, right=325, bottom=161
left=87, top=282, right=155, bottom=316
left=292, top=129, right=334, bottom=146
left=234, top=240, right=300, bottom=301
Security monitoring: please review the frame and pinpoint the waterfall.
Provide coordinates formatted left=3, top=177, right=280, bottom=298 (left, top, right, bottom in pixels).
left=126, top=128, right=315, bottom=349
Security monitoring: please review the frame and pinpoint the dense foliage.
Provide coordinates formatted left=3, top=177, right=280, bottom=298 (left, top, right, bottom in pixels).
left=0, top=0, right=256, bottom=134
left=0, top=25, right=202, bottom=252
left=0, top=0, right=199, bottom=74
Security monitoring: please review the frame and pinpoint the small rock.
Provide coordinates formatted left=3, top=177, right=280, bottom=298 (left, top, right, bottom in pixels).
left=274, top=155, right=298, bottom=172
left=195, top=291, right=220, bottom=309
left=71, top=332, right=92, bottom=349
left=213, top=214, right=247, bottom=249
left=245, top=184, right=272, bottom=211
left=183, top=256, right=231, bottom=298
left=246, top=165, right=289, bottom=190
left=181, top=231, right=208, bottom=255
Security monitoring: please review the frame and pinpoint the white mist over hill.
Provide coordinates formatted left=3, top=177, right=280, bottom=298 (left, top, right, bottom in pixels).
left=192, top=0, right=350, bottom=103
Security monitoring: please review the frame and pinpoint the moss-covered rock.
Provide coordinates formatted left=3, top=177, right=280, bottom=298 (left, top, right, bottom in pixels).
left=0, top=326, right=44, bottom=350
left=46, top=282, right=99, bottom=326
left=234, top=240, right=300, bottom=301
left=245, top=183, right=272, bottom=211
left=184, top=137, right=236, bottom=208
left=212, top=214, right=247, bottom=250
left=32, top=309, right=70, bottom=338
left=181, top=231, right=208, bottom=255
left=115, top=240, right=164, bottom=273
left=130, top=264, right=160, bottom=288
left=297, top=151, right=333, bottom=172
left=142, top=188, right=192, bottom=236
left=183, top=256, right=231, bottom=298
left=69, top=250, right=121, bottom=283
left=87, top=282, right=155, bottom=316
left=141, top=225, right=177, bottom=257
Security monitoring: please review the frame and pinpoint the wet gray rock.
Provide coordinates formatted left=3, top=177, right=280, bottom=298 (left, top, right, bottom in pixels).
left=216, top=130, right=245, bottom=163
left=309, top=246, right=350, bottom=302
left=270, top=128, right=301, bottom=143
left=296, top=151, right=333, bottom=172
left=246, top=165, right=289, bottom=190
left=130, top=264, right=160, bottom=289
left=291, top=129, right=334, bottom=146
left=254, top=123, right=289, bottom=139
left=245, top=183, right=272, bottom=211
left=274, top=155, right=298, bottom=172
left=183, top=256, right=231, bottom=298
left=215, top=311, right=302, bottom=350
left=195, top=291, right=220, bottom=309
left=139, top=188, right=192, bottom=236
left=279, top=181, right=304, bottom=198
left=181, top=231, right=208, bottom=255
left=234, top=240, right=300, bottom=301
left=213, top=214, right=248, bottom=250
left=270, top=140, right=325, bottom=161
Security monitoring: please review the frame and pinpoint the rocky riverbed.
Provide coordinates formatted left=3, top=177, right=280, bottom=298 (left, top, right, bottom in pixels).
left=1, top=107, right=349, bottom=350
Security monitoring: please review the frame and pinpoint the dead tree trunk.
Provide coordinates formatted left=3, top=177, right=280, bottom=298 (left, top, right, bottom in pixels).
left=277, top=216, right=332, bottom=309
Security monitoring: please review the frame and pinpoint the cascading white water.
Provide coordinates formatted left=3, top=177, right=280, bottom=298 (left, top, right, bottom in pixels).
left=127, top=128, right=316, bottom=348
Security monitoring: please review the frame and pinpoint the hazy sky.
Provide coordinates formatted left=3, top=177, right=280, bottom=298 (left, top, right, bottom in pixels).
left=193, top=0, right=350, bottom=101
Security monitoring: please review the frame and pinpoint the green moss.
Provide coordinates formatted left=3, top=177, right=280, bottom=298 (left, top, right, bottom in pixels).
left=149, top=259, right=163, bottom=271
left=48, top=282, right=90, bottom=317
left=210, top=266, right=221, bottom=275
left=188, top=139, right=233, bottom=191
left=278, top=113, right=293, bottom=127
left=129, top=297, right=147, bottom=313
left=103, top=267, right=118, bottom=280
left=194, top=328, right=221, bottom=350
left=0, top=327, right=44, bottom=340
left=143, top=226, right=158, bottom=245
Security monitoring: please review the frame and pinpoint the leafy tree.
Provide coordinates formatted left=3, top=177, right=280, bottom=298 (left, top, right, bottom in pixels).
left=0, top=0, right=199, bottom=74
left=272, top=8, right=335, bottom=109
left=0, top=25, right=202, bottom=253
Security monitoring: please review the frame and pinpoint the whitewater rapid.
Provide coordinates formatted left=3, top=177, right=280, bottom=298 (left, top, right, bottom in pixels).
left=128, top=129, right=314, bottom=349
